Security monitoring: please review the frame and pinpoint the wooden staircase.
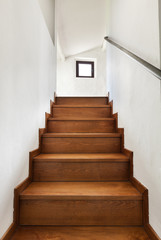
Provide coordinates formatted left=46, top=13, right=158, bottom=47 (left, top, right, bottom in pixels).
left=9, top=96, right=154, bottom=239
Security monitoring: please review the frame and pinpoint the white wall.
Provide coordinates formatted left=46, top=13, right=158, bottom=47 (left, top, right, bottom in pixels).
left=106, top=0, right=161, bottom=237
left=108, top=0, right=160, bottom=68
left=57, top=48, right=107, bottom=96
left=159, top=0, right=161, bottom=68
left=38, top=0, right=55, bottom=44
left=0, top=0, right=56, bottom=237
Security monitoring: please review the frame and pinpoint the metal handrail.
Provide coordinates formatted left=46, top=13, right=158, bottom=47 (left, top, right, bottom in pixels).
left=105, top=36, right=161, bottom=81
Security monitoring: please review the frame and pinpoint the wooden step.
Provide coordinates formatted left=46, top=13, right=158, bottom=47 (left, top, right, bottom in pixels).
left=33, top=153, right=129, bottom=181
left=41, top=133, right=122, bottom=154
left=52, top=105, right=111, bottom=118
left=56, top=97, right=108, bottom=105
left=47, top=118, right=116, bottom=133
left=19, top=182, right=142, bottom=226
left=10, top=226, right=150, bottom=240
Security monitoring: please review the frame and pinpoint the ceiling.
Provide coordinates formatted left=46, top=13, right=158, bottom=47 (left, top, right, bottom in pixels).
left=56, top=0, right=108, bottom=58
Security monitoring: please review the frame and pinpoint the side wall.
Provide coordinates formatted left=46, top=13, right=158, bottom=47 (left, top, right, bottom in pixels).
left=106, top=0, right=161, bottom=237
left=57, top=48, right=107, bottom=96
left=159, top=0, right=161, bottom=69
left=108, top=0, right=160, bottom=68
left=0, top=0, right=56, bottom=237
left=38, top=0, right=55, bottom=44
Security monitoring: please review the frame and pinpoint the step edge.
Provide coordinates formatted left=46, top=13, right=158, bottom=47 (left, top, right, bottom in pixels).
left=53, top=105, right=111, bottom=108
left=34, top=153, right=128, bottom=158
left=42, top=133, right=122, bottom=138
left=20, top=195, right=142, bottom=201
left=48, top=118, right=115, bottom=121
left=33, top=159, right=129, bottom=163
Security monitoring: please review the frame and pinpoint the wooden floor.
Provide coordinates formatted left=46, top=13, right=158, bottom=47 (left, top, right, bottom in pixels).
left=10, top=226, right=150, bottom=240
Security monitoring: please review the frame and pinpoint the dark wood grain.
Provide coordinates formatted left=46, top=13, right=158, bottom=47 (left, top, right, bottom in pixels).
left=33, top=160, right=129, bottom=182
left=41, top=134, right=121, bottom=153
left=10, top=226, right=151, bottom=240
left=33, top=153, right=129, bottom=181
left=19, top=182, right=142, bottom=225
left=20, top=182, right=141, bottom=200
left=47, top=118, right=116, bottom=133
left=56, top=97, right=108, bottom=105
left=52, top=106, right=111, bottom=118
left=20, top=199, right=142, bottom=226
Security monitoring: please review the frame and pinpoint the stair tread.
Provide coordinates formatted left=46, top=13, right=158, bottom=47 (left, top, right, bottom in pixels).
left=42, top=133, right=121, bottom=138
left=34, top=153, right=129, bottom=162
left=48, top=117, right=115, bottom=121
left=53, top=105, right=110, bottom=108
left=20, top=182, right=142, bottom=200
left=10, top=226, right=150, bottom=240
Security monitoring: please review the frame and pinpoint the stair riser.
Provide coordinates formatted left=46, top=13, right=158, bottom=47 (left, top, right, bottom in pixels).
left=33, top=161, right=129, bottom=181
left=56, top=97, right=108, bottom=105
left=47, top=120, right=116, bottom=133
left=52, top=108, right=111, bottom=118
left=41, top=137, right=121, bottom=153
left=9, top=226, right=152, bottom=239
left=20, top=200, right=142, bottom=226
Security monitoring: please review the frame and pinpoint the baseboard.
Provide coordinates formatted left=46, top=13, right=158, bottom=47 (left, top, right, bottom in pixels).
left=14, top=177, right=32, bottom=225
left=54, top=92, right=56, bottom=103
left=0, top=223, right=17, bottom=240
left=145, top=223, right=161, bottom=240
left=120, top=128, right=160, bottom=238
left=123, top=159, right=160, bottom=240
